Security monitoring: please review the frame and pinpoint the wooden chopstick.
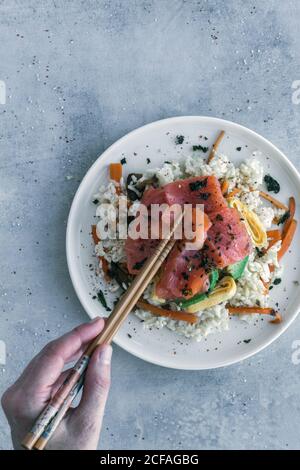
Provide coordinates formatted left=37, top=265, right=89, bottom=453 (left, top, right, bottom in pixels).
left=33, top=238, right=177, bottom=450
left=34, top=376, right=84, bottom=450
left=22, top=210, right=184, bottom=450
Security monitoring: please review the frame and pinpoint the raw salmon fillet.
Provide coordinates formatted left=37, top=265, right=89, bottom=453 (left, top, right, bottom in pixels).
left=155, top=243, right=210, bottom=300
left=142, top=176, right=227, bottom=214
left=126, top=175, right=224, bottom=274
left=125, top=175, right=252, bottom=300
left=202, top=207, right=251, bottom=268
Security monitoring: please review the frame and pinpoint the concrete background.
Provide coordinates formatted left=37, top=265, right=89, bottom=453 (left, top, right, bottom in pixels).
left=1, top=0, right=300, bottom=450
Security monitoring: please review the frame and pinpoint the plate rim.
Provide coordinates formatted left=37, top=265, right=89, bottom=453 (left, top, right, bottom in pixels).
left=66, top=115, right=300, bottom=370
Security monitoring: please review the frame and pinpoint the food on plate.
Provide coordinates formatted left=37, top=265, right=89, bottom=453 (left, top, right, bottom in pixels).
left=180, top=276, right=237, bottom=314
left=226, top=256, right=249, bottom=280
left=228, top=198, right=267, bottom=248
left=91, top=131, right=297, bottom=341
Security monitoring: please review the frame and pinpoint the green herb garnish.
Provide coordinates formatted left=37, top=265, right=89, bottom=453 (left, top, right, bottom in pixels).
left=278, top=210, right=290, bottom=225
left=97, top=290, right=111, bottom=311
left=197, top=192, right=211, bottom=200
left=189, top=178, right=208, bottom=191
left=264, top=174, right=280, bottom=193
left=182, top=288, right=193, bottom=297
left=132, top=258, right=147, bottom=270
left=192, top=145, right=209, bottom=152
left=175, top=135, right=184, bottom=145
left=255, top=247, right=265, bottom=258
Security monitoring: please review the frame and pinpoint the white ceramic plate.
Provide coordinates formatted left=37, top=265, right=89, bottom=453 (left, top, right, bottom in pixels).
left=66, top=116, right=300, bottom=370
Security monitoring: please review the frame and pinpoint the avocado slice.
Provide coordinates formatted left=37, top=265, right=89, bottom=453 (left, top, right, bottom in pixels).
left=209, top=269, right=219, bottom=291
left=179, top=291, right=207, bottom=309
left=226, top=255, right=249, bottom=280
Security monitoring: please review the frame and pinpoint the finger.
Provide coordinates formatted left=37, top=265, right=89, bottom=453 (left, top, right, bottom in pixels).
left=54, top=336, right=101, bottom=383
left=69, top=345, right=112, bottom=443
left=12, top=318, right=105, bottom=395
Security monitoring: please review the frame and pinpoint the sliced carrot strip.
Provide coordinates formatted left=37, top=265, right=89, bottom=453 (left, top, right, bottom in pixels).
left=270, top=312, right=282, bottom=324
left=227, top=306, right=275, bottom=315
left=91, top=225, right=100, bottom=244
left=277, top=219, right=297, bottom=261
left=137, top=300, right=198, bottom=324
left=226, top=188, right=241, bottom=198
left=282, top=196, right=296, bottom=238
left=266, top=229, right=281, bottom=251
left=207, top=130, right=225, bottom=163
left=259, top=191, right=288, bottom=211
left=266, top=230, right=281, bottom=251
left=110, top=162, right=122, bottom=195
left=267, top=229, right=281, bottom=239
left=227, top=306, right=282, bottom=324
left=221, top=180, right=229, bottom=195
left=109, top=162, right=123, bottom=183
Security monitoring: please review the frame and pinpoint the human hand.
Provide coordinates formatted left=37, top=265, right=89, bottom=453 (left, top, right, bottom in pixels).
left=1, top=318, right=112, bottom=450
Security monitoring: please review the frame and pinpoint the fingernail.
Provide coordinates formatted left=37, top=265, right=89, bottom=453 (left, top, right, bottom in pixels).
left=98, top=345, right=112, bottom=365
left=90, top=316, right=101, bottom=323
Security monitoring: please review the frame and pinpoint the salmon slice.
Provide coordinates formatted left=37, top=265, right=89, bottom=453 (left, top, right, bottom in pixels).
left=155, top=243, right=210, bottom=300
left=203, top=207, right=252, bottom=268
left=125, top=207, right=211, bottom=275
left=126, top=237, right=159, bottom=274
left=126, top=175, right=224, bottom=275
left=142, top=176, right=227, bottom=214
left=125, top=175, right=252, bottom=300
left=155, top=209, right=212, bottom=300
left=156, top=205, right=252, bottom=300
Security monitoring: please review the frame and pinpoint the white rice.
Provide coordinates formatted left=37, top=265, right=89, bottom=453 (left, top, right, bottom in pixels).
left=135, top=302, right=229, bottom=339
left=145, top=161, right=184, bottom=185
left=93, top=150, right=284, bottom=341
left=93, top=181, right=126, bottom=263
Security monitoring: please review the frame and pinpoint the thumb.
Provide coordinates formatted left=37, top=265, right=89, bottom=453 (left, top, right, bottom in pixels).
left=70, top=345, right=112, bottom=441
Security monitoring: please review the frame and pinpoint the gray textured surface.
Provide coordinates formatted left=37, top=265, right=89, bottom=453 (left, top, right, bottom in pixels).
left=1, top=0, right=300, bottom=450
